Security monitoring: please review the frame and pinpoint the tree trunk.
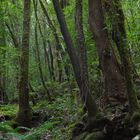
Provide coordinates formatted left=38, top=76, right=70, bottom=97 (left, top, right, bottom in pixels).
left=59, top=0, right=69, bottom=9
left=37, top=21, right=52, bottom=81
left=34, top=23, right=51, bottom=101
left=32, top=1, right=52, bottom=81
left=103, top=0, right=138, bottom=79
left=0, top=2, right=8, bottom=104
left=52, top=0, right=98, bottom=121
left=108, top=0, right=140, bottom=114
left=33, top=0, right=51, bottom=101
left=88, top=0, right=126, bottom=100
left=48, top=41, right=55, bottom=81
left=16, top=0, right=32, bottom=127
left=39, top=0, right=64, bottom=83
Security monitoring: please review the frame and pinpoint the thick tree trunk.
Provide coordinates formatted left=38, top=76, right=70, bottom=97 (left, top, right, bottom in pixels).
left=52, top=0, right=98, bottom=121
left=16, top=0, right=32, bottom=127
left=103, top=0, right=138, bottom=79
left=88, top=0, right=126, bottom=100
left=108, top=0, right=140, bottom=114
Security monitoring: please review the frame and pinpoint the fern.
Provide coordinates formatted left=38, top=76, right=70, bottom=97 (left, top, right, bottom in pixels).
left=23, top=121, right=59, bottom=140
left=6, top=132, right=24, bottom=140
left=0, top=123, right=15, bottom=133
left=15, top=126, right=31, bottom=132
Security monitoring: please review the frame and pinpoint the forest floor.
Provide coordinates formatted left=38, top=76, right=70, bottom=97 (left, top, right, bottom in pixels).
left=1, top=80, right=140, bottom=140
left=0, top=82, right=82, bottom=140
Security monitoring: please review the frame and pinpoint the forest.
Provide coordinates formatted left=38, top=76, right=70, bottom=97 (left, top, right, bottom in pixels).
left=0, top=0, right=140, bottom=140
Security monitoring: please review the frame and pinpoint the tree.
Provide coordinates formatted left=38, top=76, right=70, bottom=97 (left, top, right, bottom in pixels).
left=39, top=0, right=65, bottom=83
left=88, top=0, right=126, bottom=101
left=33, top=0, right=51, bottom=101
left=89, top=0, right=140, bottom=119
left=108, top=0, right=140, bottom=115
left=52, top=0, right=99, bottom=125
left=103, top=0, right=138, bottom=79
left=0, top=1, right=8, bottom=103
left=59, top=0, right=69, bottom=9
left=16, top=0, right=32, bottom=127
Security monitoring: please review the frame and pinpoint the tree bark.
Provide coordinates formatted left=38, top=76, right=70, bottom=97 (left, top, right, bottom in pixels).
left=16, top=0, right=32, bottom=127
left=0, top=2, right=8, bottom=103
left=103, top=0, right=138, bottom=79
left=108, top=0, right=140, bottom=114
left=52, top=0, right=98, bottom=121
left=88, top=0, right=126, bottom=100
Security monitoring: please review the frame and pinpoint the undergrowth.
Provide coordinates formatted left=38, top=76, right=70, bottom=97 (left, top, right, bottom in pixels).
left=0, top=104, right=17, bottom=118
left=0, top=89, right=82, bottom=140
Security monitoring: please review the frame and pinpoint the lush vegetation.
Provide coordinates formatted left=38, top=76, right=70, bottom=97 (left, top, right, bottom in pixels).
left=0, top=0, right=140, bottom=140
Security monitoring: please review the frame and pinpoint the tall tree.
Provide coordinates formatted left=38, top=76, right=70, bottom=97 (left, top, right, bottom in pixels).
left=0, top=1, right=8, bottom=103
left=88, top=0, right=126, bottom=101
left=39, top=0, right=64, bottom=83
left=103, top=0, right=138, bottom=78
left=33, top=0, right=51, bottom=101
left=16, top=0, right=32, bottom=127
left=108, top=0, right=140, bottom=115
left=52, top=0, right=99, bottom=124
left=89, top=0, right=140, bottom=118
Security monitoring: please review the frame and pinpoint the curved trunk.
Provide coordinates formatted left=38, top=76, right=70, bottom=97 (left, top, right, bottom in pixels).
left=52, top=0, right=98, bottom=120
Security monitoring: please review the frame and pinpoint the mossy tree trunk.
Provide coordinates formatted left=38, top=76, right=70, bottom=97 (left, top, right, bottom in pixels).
left=88, top=0, right=126, bottom=100
left=102, top=0, right=138, bottom=79
left=107, top=0, right=140, bottom=114
left=16, top=0, right=32, bottom=127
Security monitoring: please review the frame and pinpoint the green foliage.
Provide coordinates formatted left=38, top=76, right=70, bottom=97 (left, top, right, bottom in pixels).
left=24, top=121, right=58, bottom=140
left=0, top=121, right=24, bottom=140
left=0, top=104, right=17, bottom=118
left=1, top=0, right=140, bottom=139
left=0, top=122, right=32, bottom=140
left=0, top=120, right=57, bottom=140
left=1, top=79, right=101, bottom=140
left=123, top=0, right=140, bottom=74
left=0, top=122, right=15, bottom=133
